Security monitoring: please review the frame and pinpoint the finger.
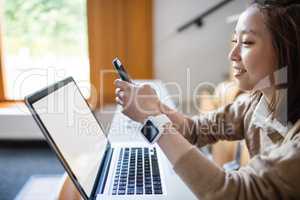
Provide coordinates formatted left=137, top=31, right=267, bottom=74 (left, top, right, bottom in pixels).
left=116, top=91, right=125, bottom=100
left=115, top=97, right=124, bottom=106
left=115, top=87, right=122, bottom=96
left=114, top=79, right=131, bottom=91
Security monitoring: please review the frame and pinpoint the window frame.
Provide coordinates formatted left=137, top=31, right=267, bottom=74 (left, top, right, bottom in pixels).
left=0, top=1, right=5, bottom=102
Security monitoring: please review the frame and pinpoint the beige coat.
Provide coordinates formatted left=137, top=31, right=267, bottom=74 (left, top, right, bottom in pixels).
left=174, top=93, right=300, bottom=199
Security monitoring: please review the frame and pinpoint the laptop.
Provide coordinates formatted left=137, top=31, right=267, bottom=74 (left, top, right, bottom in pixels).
left=25, top=77, right=168, bottom=200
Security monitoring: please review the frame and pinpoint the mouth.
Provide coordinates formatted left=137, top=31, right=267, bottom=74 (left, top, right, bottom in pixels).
left=233, top=67, right=247, bottom=77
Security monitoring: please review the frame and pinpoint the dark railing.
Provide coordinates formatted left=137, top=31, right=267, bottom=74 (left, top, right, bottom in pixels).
left=177, top=0, right=235, bottom=33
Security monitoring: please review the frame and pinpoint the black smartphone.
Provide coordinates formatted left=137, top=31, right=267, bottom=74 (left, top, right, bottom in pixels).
left=112, top=58, right=132, bottom=83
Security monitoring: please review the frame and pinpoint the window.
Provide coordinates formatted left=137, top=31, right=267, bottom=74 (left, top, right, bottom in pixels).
left=2, top=0, right=89, bottom=100
left=0, top=0, right=153, bottom=107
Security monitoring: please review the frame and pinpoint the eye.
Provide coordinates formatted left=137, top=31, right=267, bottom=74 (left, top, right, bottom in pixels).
left=231, top=33, right=238, bottom=44
left=242, top=41, right=254, bottom=46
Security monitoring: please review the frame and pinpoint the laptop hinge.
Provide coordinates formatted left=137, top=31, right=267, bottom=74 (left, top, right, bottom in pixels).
left=90, top=143, right=114, bottom=199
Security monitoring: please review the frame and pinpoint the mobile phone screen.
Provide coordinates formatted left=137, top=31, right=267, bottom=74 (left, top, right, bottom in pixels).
left=112, top=58, right=132, bottom=83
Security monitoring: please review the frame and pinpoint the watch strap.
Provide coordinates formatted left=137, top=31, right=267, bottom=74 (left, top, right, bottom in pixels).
left=147, top=114, right=172, bottom=134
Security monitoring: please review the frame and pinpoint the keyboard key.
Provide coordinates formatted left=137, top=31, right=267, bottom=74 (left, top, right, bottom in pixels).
left=118, top=190, right=126, bottom=195
left=136, top=188, right=143, bottom=194
left=146, top=189, right=152, bottom=194
left=154, top=189, right=163, bottom=194
left=127, top=188, right=134, bottom=194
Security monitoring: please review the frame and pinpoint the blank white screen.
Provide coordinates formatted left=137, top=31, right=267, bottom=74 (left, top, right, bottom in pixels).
left=32, top=81, right=107, bottom=196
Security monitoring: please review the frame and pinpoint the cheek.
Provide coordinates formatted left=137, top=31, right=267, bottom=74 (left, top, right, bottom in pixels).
left=241, top=47, right=273, bottom=82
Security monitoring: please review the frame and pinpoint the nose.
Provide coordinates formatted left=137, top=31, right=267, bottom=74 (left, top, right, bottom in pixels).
left=228, top=43, right=241, bottom=62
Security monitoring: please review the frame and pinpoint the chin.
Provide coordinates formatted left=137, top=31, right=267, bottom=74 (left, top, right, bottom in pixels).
left=235, top=79, right=254, bottom=92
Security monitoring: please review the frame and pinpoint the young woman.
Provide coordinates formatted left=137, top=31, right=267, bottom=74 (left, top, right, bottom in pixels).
left=115, top=0, right=300, bottom=199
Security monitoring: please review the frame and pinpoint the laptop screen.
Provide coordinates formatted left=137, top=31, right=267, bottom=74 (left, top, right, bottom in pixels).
left=31, top=80, right=108, bottom=197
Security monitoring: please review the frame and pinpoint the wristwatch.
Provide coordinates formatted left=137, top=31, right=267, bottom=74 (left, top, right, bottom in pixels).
left=140, top=114, right=172, bottom=144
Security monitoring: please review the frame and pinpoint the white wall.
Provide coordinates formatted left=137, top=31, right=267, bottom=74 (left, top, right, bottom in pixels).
left=154, top=0, right=247, bottom=109
left=0, top=104, right=43, bottom=140
left=0, top=103, right=115, bottom=140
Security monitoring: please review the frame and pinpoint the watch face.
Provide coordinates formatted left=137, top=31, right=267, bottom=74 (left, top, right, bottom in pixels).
left=141, top=120, right=159, bottom=143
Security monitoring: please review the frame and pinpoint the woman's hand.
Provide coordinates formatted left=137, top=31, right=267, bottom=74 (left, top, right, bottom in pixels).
left=114, top=79, right=161, bottom=123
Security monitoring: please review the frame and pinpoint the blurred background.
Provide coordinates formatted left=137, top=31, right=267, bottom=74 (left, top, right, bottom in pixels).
left=0, top=0, right=249, bottom=199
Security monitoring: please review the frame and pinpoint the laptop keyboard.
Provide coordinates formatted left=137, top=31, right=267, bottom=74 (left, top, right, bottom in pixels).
left=112, top=147, right=163, bottom=195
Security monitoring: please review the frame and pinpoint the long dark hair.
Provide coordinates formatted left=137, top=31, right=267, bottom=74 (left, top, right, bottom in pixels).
left=251, top=0, right=300, bottom=124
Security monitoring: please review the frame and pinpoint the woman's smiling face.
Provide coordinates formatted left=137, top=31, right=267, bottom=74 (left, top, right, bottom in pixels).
left=228, top=5, right=277, bottom=91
